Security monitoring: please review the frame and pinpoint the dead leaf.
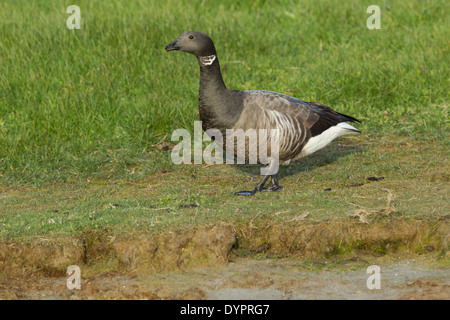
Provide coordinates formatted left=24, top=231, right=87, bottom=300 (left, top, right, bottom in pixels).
left=274, top=211, right=289, bottom=216
left=290, top=212, right=309, bottom=221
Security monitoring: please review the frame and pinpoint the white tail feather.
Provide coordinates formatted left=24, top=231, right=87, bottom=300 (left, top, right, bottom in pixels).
left=300, top=122, right=358, bottom=157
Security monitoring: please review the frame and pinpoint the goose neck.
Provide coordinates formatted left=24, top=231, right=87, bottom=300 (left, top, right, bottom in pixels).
left=198, top=56, right=227, bottom=94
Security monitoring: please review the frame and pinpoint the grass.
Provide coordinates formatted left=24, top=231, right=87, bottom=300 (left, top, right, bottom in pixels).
left=0, top=0, right=448, bottom=240
left=0, top=135, right=448, bottom=240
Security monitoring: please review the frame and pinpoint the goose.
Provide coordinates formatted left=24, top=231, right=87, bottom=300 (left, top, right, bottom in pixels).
left=165, top=31, right=360, bottom=196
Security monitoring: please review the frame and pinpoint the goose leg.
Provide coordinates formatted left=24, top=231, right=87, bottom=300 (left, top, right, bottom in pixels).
left=268, top=174, right=283, bottom=192
left=234, top=174, right=270, bottom=196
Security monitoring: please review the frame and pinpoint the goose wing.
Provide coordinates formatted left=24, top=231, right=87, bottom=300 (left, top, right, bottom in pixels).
left=241, top=90, right=360, bottom=137
left=229, top=90, right=360, bottom=162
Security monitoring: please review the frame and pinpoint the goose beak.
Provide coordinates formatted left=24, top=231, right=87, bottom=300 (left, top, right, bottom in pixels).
left=165, top=40, right=180, bottom=51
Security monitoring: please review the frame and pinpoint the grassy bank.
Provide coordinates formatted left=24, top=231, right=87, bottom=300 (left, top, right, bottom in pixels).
left=0, top=0, right=448, bottom=244
left=0, top=135, right=448, bottom=239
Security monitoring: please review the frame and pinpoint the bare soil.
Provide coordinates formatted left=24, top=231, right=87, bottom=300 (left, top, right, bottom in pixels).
left=1, top=256, right=448, bottom=300
left=0, top=218, right=449, bottom=300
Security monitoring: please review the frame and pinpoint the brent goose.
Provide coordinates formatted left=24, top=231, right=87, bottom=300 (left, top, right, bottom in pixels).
left=165, top=31, right=360, bottom=195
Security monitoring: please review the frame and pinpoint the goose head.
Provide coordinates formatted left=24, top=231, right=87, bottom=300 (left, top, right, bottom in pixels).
left=165, top=31, right=217, bottom=57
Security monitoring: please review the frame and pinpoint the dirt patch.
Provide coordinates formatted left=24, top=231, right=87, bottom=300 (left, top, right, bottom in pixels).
left=1, top=256, right=448, bottom=300
left=0, top=238, right=84, bottom=278
left=0, top=224, right=237, bottom=277
left=236, top=217, right=449, bottom=258
left=397, top=278, right=450, bottom=300
left=0, top=217, right=448, bottom=299
left=113, top=224, right=236, bottom=272
left=0, top=218, right=448, bottom=277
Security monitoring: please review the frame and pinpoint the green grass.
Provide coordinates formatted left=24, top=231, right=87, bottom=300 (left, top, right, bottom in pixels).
left=0, top=0, right=448, bottom=239
left=0, top=0, right=448, bottom=185
left=0, top=135, right=448, bottom=240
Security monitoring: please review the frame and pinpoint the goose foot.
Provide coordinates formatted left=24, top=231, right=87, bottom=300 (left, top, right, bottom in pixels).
left=234, top=175, right=282, bottom=196
left=261, top=185, right=283, bottom=192
left=269, top=175, right=283, bottom=192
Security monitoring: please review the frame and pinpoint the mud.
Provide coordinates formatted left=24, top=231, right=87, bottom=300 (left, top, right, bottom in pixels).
left=0, top=218, right=449, bottom=299
left=0, top=256, right=448, bottom=300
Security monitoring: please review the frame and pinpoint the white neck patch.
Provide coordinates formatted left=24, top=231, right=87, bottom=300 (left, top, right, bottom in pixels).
left=199, top=55, right=216, bottom=66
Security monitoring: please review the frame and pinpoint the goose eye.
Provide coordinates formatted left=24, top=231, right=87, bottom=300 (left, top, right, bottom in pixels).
left=189, top=35, right=194, bottom=39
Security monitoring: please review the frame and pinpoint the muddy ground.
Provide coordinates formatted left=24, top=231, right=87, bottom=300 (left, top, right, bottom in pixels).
left=0, top=218, right=449, bottom=300
left=1, top=256, right=449, bottom=300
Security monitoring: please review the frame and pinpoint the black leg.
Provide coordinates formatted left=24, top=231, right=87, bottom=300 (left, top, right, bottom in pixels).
left=234, top=175, right=270, bottom=196
left=234, top=174, right=283, bottom=196
left=269, top=175, right=283, bottom=192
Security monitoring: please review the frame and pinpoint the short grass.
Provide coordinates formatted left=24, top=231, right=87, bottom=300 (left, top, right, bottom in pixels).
left=0, top=0, right=448, bottom=240
left=1, top=135, right=448, bottom=240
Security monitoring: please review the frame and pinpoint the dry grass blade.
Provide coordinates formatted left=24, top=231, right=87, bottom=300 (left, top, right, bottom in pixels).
left=382, top=188, right=396, bottom=215
left=349, top=209, right=371, bottom=224
left=274, top=211, right=289, bottom=216
left=348, top=189, right=396, bottom=224
left=290, top=212, right=310, bottom=222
